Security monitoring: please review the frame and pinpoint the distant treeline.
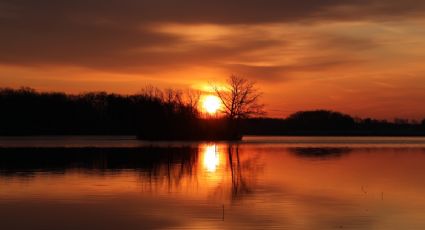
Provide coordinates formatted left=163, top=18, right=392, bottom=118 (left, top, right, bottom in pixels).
left=1, top=88, right=424, bottom=138
left=242, top=110, right=425, bottom=136
left=0, top=87, right=229, bottom=139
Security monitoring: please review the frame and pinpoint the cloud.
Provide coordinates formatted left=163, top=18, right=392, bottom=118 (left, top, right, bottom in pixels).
left=0, top=0, right=422, bottom=74
left=3, top=0, right=425, bottom=24
left=1, top=0, right=425, bottom=121
left=221, top=56, right=362, bottom=83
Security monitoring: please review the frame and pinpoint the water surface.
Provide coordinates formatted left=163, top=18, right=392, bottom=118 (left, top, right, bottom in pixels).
left=1, top=136, right=425, bottom=229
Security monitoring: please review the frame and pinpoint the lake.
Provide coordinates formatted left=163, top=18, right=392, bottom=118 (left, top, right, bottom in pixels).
left=1, top=136, right=425, bottom=229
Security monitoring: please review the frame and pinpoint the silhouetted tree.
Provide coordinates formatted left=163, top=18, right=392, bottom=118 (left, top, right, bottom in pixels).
left=185, top=89, right=202, bottom=114
left=394, top=118, right=409, bottom=125
left=213, top=75, right=264, bottom=119
left=212, top=75, right=264, bottom=139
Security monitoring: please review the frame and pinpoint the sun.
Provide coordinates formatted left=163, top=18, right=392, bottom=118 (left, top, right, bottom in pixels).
left=202, top=95, right=221, bottom=114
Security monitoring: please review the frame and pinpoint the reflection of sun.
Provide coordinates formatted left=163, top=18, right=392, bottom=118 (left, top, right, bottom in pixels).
left=203, top=145, right=220, bottom=172
left=202, top=95, right=221, bottom=114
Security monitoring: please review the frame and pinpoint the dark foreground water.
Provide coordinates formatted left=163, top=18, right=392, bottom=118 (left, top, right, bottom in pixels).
left=1, top=136, right=425, bottom=230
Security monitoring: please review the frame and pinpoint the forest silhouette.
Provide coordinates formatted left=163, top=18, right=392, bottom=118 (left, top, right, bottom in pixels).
left=1, top=87, right=424, bottom=139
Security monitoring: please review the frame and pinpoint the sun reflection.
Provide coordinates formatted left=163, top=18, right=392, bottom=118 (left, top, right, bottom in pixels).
left=203, top=145, right=220, bottom=172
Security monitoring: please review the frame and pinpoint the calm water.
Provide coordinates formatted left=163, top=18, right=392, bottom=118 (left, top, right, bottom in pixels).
left=1, top=136, right=425, bottom=229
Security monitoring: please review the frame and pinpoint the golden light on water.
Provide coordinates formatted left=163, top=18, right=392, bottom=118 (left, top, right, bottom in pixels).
left=202, top=95, right=221, bottom=114
left=203, top=145, right=220, bottom=172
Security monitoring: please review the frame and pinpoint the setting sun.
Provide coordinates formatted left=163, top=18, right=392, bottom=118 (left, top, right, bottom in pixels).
left=202, top=95, right=221, bottom=114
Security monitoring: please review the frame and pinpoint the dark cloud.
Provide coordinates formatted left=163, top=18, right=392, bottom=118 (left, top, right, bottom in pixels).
left=223, top=57, right=361, bottom=83
left=0, top=12, right=288, bottom=72
left=3, top=0, right=424, bottom=24
left=0, top=0, right=423, bottom=74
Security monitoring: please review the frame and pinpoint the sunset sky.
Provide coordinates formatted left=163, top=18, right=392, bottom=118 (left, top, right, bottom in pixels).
left=1, top=0, right=425, bottom=120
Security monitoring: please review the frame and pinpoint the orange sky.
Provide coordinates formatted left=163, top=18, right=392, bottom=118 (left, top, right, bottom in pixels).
left=1, top=0, right=425, bottom=120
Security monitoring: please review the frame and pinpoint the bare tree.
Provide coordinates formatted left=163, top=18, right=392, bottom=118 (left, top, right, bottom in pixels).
left=185, top=89, right=202, bottom=113
left=140, top=85, right=164, bottom=101
left=211, top=75, right=264, bottom=140
left=212, top=75, right=264, bottom=120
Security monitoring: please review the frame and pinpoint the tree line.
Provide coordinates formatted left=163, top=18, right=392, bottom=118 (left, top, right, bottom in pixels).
left=0, top=86, right=205, bottom=138
left=243, top=110, right=425, bottom=136
left=0, top=75, right=265, bottom=140
left=1, top=79, right=424, bottom=138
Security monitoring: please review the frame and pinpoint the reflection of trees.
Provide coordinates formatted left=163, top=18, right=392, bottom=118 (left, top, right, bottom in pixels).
left=227, top=144, right=250, bottom=199
left=289, top=147, right=352, bottom=159
left=140, top=148, right=198, bottom=193
left=0, top=147, right=198, bottom=180
left=0, top=145, right=262, bottom=200
left=226, top=144, right=262, bottom=201
left=136, top=144, right=262, bottom=200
